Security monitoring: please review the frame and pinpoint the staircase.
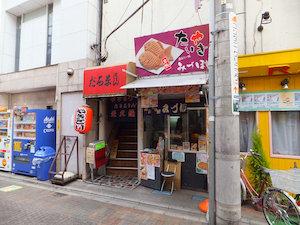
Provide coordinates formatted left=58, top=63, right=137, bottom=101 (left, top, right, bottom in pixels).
left=106, top=123, right=138, bottom=177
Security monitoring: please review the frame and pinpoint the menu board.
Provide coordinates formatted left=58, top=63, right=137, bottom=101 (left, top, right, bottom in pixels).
left=239, top=91, right=300, bottom=111
left=140, top=152, right=160, bottom=180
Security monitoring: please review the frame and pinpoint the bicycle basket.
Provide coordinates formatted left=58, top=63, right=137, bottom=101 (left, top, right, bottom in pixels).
left=265, top=168, right=300, bottom=194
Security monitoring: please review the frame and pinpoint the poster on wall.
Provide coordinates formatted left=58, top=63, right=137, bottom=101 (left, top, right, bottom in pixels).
left=239, top=91, right=300, bottom=111
left=229, top=12, right=239, bottom=115
left=172, top=152, right=185, bottom=162
left=196, top=153, right=208, bottom=174
left=140, top=152, right=160, bottom=180
left=146, top=165, right=155, bottom=180
left=141, top=96, right=150, bottom=108
left=135, top=25, right=209, bottom=77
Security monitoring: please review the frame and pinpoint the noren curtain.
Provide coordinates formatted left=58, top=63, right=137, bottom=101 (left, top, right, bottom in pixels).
left=240, top=112, right=256, bottom=152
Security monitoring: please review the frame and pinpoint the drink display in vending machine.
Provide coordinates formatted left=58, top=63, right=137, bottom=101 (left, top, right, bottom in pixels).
left=12, top=108, right=56, bottom=176
left=0, top=110, right=13, bottom=171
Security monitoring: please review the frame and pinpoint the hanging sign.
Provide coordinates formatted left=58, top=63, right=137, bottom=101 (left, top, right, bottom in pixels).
left=74, top=105, right=93, bottom=134
left=135, top=24, right=209, bottom=77
left=229, top=12, right=239, bottom=115
left=239, top=91, right=300, bottom=111
left=83, top=64, right=127, bottom=97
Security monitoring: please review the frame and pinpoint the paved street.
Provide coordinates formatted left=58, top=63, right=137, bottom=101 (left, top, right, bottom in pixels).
left=0, top=179, right=201, bottom=225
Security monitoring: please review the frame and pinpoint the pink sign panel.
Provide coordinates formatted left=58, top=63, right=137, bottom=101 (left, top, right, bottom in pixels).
left=134, top=24, right=209, bottom=77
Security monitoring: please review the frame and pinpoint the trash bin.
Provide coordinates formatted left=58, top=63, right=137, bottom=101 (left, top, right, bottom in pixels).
left=33, top=146, right=56, bottom=181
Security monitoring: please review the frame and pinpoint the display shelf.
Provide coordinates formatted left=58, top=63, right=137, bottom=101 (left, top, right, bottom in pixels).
left=14, top=136, right=36, bottom=140
left=0, top=127, right=8, bottom=130
left=0, top=119, right=8, bottom=121
left=14, top=121, right=36, bottom=125
left=14, top=129, right=36, bottom=132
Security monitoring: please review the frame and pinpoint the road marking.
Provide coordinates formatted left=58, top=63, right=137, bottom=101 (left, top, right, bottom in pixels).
left=0, top=185, right=23, bottom=192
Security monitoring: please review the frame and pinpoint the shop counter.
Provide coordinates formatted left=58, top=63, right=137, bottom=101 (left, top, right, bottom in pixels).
left=168, top=150, right=208, bottom=191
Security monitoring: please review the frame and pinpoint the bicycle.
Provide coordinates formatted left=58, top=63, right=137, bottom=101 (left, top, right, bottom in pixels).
left=240, top=150, right=300, bottom=225
left=240, top=150, right=266, bottom=210
left=262, top=167, right=300, bottom=224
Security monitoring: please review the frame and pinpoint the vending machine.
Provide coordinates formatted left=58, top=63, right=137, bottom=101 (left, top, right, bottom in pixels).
left=0, top=110, right=13, bottom=171
left=12, top=109, right=56, bottom=176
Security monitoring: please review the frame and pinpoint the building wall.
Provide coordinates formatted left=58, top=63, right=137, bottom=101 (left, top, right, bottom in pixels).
left=0, top=1, right=17, bottom=73
left=240, top=73, right=300, bottom=169
left=101, top=0, right=210, bottom=66
left=0, top=0, right=99, bottom=74
left=100, top=0, right=300, bottom=66
left=10, top=89, right=56, bottom=109
left=236, top=0, right=300, bottom=54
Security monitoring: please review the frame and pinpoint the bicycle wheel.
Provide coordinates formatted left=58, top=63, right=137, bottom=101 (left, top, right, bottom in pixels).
left=263, top=188, right=300, bottom=225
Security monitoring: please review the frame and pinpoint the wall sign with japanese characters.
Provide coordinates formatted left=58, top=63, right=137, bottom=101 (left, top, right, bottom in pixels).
left=83, top=64, right=127, bottom=97
left=108, top=96, right=137, bottom=119
left=143, top=100, right=187, bottom=116
left=135, top=24, right=209, bottom=77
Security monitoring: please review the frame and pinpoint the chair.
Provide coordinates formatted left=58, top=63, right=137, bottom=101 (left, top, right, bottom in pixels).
left=160, top=163, right=177, bottom=194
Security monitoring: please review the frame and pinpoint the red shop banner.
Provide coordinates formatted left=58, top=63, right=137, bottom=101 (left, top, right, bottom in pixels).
left=83, top=64, right=127, bottom=97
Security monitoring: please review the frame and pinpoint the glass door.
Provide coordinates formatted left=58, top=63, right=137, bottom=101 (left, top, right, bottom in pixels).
left=187, top=108, right=207, bottom=152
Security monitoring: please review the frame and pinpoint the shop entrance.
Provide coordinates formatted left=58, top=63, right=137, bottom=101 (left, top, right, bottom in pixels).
left=140, top=90, right=208, bottom=192
left=105, top=96, right=138, bottom=178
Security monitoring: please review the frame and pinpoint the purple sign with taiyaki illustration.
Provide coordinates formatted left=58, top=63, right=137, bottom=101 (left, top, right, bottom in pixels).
left=134, top=24, right=209, bottom=77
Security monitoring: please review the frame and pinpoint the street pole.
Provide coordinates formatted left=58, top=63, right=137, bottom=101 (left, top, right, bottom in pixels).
left=208, top=0, right=216, bottom=223
left=213, top=0, right=241, bottom=224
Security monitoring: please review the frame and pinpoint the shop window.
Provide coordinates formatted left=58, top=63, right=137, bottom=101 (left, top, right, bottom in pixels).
left=240, top=112, right=256, bottom=152
left=144, top=114, right=165, bottom=149
left=271, top=111, right=300, bottom=157
left=169, top=115, right=188, bottom=148
left=188, top=109, right=206, bottom=149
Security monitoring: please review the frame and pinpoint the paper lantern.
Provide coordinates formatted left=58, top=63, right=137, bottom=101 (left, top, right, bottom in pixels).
left=74, top=105, right=93, bottom=134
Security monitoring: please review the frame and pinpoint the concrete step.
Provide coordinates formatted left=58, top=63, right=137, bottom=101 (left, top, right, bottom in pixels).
left=118, top=135, right=137, bottom=142
left=119, top=129, right=137, bottom=135
left=109, top=158, right=138, bottom=167
left=106, top=166, right=138, bottom=177
left=118, top=142, right=137, bottom=150
left=117, top=150, right=137, bottom=158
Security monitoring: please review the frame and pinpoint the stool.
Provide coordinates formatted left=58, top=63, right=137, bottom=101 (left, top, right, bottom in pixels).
left=160, top=164, right=176, bottom=194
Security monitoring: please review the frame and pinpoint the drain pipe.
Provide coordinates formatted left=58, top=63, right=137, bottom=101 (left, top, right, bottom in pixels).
left=243, top=0, right=247, bottom=54
left=98, top=0, right=104, bottom=66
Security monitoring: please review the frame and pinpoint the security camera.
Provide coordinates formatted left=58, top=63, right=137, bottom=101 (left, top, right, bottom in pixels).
left=67, top=68, right=74, bottom=76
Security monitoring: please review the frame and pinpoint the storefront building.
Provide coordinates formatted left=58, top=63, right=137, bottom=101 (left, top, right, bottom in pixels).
left=121, top=24, right=210, bottom=191
left=83, top=63, right=139, bottom=178
left=239, top=48, right=300, bottom=169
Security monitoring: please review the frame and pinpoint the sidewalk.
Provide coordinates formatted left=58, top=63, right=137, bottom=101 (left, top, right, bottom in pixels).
left=0, top=172, right=267, bottom=224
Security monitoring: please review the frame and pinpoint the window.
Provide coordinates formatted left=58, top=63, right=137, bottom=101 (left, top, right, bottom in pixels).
left=240, top=112, right=256, bottom=152
left=14, top=16, right=21, bottom=72
left=271, top=111, right=300, bottom=157
left=46, top=4, right=53, bottom=65
left=19, top=6, right=47, bottom=70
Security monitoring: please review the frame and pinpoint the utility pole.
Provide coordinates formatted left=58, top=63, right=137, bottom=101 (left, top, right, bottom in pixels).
left=209, top=0, right=241, bottom=224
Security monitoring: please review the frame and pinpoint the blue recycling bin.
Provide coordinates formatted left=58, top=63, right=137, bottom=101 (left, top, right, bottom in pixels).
left=33, top=146, right=56, bottom=181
